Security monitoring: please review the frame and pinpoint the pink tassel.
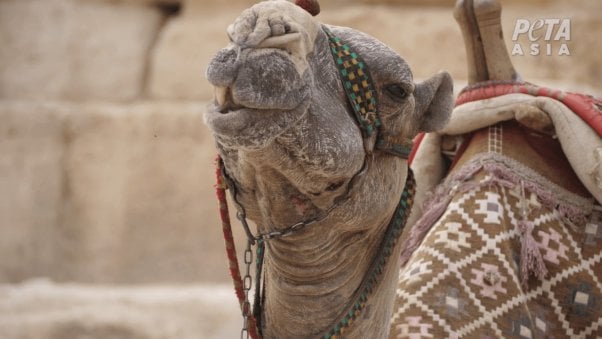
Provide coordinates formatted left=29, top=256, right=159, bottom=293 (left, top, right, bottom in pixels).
left=518, top=220, right=548, bottom=288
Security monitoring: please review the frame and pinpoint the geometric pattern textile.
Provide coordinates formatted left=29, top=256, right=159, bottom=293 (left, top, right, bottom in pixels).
left=390, top=165, right=602, bottom=338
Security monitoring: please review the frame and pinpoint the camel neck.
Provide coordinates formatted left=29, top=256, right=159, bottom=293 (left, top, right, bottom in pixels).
left=258, top=163, right=411, bottom=338
left=261, top=221, right=393, bottom=337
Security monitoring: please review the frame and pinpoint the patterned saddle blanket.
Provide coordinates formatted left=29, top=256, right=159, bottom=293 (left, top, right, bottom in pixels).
left=390, top=152, right=601, bottom=338
left=390, top=84, right=602, bottom=338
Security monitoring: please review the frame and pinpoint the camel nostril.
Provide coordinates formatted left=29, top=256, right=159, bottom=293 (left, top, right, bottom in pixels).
left=271, top=22, right=286, bottom=36
left=206, top=48, right=240, bottom=88
left=270, top=20, right=292, bottom=37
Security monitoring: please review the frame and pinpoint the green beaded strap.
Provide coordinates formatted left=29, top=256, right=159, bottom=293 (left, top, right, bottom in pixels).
left=323, top=169, right=416, bottom=338
left=376, top=134, right=414, bottom=159
left=323, top=26, right=413, bottom=159
left=323, top=26, right=380, bottom=137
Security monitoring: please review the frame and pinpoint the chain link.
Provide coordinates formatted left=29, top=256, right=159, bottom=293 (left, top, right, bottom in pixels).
left=228, top=155, right=369, bottom=243
left=241, top=240, right=254, bottom=339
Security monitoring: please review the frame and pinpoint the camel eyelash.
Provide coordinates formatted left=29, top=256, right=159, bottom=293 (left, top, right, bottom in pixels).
left=384, top=84, right=409, bottom=100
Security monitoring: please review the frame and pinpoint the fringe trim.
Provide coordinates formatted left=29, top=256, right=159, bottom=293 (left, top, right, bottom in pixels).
left=400, top=153, right=595, bottom=286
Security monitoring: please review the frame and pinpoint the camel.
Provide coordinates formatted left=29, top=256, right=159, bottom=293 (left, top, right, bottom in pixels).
left=389, top=0, right=602, bottom=337
left=206, top=0, right=601, bottom=337
left=204, top=0, right=453, bottom=337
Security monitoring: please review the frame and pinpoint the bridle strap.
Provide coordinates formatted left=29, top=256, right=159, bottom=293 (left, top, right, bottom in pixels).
left=323, top=25, right=414, bottom=158
left=323, top=26, right=380, bottom=138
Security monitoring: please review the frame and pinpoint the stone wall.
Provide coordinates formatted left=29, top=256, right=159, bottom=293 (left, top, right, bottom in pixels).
left=0, top=101, right=245, bottom=284
left=0, top=0, right=165, bottom=101
left=149, top=0, right=602, bottom=101
left=0, top=0, right=600, bottom=285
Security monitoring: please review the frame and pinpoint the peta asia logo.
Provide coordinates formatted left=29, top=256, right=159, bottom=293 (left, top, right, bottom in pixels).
left=511, top=18, right=571, bottom=56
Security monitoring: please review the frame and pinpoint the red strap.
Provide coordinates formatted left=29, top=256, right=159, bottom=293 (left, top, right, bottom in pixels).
left=456, top=82, right=602, bottom=137
left=561, top=92, right=602, bottom=137
left=215, top=156, right=261, bottom=339
left=408, top=132, right=426, bottom=166
left=412, top=82, right=602, bottom=167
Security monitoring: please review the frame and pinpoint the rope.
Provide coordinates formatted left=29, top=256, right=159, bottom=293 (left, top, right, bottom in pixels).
left=215, top=156, right=261, bottom=339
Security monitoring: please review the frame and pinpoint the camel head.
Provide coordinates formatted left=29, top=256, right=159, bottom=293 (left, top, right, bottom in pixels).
left=205, top=0, right=453, bottom=232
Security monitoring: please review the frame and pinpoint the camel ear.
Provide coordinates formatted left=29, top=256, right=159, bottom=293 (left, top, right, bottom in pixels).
left=414, top=71, right=454, bottom=132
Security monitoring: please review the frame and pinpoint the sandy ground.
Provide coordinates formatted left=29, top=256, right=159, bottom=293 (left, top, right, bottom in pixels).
left=0, top=279, right=241, bottom=339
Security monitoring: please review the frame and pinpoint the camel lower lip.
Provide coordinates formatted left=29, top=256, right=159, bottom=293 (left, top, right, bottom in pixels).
left=213, top=105, right=260, bottom=116
left=204, top=100, right=310, bottom=149
left=210, top=102, right=301, bottom=116
left=206, top=102, right=296, bottom=125
left=218, top=104, right=246, bottom=114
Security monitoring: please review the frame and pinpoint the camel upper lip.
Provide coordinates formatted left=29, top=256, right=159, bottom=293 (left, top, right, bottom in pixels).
left=213, top=86, right=274, bottom=114
left=211, top=84, right=307, bottom=115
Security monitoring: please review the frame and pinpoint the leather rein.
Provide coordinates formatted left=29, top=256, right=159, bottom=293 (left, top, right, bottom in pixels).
left=215, top=26, right=416, bottom=339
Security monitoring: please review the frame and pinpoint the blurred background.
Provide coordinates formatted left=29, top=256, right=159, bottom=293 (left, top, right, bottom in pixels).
left=0, top=0, right=600, bottom=338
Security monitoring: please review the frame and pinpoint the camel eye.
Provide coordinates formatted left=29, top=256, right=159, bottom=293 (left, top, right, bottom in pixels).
left=385, top=84, right=408, bottom=100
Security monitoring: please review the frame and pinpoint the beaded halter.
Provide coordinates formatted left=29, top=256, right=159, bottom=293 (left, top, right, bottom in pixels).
left=216, top=26, right=416, bottom=339
left=323, top=26, right=414, bottom=159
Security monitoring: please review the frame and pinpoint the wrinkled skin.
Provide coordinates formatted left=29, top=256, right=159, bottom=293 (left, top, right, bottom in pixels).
left=205, top=1, right=453, bottom=337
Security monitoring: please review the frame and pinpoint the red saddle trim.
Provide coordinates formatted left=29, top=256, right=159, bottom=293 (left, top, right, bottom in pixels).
left=455, top=82, right=602, bottom=137
left=408, top=132, right=425, bottom=166
left=409, top=81, right=601, bottom=168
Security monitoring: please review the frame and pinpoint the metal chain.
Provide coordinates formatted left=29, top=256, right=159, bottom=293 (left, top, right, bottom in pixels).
left=237, top=200, right=340, bottom=240
left=241, top=240, right=254, bottom=339
left=228, top=156, right=369, bottom=243
left=223, top=153, right=369, bottom=338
